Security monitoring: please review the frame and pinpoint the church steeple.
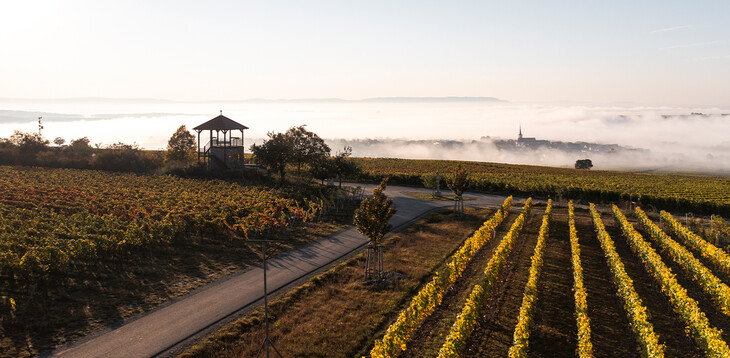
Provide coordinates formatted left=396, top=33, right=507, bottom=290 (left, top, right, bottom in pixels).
left=519, top=125, right=523, bottom=140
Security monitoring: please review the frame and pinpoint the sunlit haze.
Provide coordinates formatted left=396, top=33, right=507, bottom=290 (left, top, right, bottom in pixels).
left=2, top=1, right=729, bottom=106
left=2, top=1, right=730, bottom=171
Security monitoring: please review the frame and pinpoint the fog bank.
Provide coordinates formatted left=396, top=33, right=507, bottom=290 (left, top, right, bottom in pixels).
left=322, top=138, right=730, bottom=174
left=1, top=100, right=729, bottom=173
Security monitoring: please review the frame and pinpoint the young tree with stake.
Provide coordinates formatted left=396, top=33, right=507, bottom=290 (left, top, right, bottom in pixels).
left=354, top=178, right=397, bottom=281
left=447, top=165, right=469, bottom=215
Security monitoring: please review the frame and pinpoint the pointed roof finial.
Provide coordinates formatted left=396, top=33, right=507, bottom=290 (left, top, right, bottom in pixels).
left=220, top=110, right=223, bottom=115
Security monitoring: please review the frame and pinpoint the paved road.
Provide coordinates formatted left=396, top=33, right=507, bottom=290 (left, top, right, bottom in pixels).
left=52, top=184, right=509, bottom=358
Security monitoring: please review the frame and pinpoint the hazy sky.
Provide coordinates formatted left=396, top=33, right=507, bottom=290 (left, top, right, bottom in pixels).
left=2, top=1, right=729, bottom=106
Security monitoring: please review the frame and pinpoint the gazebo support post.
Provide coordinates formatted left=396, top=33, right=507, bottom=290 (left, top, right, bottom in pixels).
left=223, top=129, right=228, bottom=167
left=196, top=130, right=201, bottom=163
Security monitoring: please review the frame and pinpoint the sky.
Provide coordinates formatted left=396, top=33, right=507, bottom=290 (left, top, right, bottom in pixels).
left=2, top=1, right=730, bottom=107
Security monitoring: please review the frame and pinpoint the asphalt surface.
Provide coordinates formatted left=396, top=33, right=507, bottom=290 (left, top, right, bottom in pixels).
left=51, top=184, right=509, bottom=358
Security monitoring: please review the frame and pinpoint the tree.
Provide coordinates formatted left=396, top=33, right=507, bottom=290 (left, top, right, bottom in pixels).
left=9, top=130, right=48, bottom=152
left=166, top=125, right=196, bottom=162
left=286, top=125, right=330, bottom=172
left=53, top=137, right=66, bottom=146
left=354, top=178, right=398, bottom=281
left=575, top=159, right=593, bottom=170
left=67, top=137, right=94, bottom=156
left=251, top=126, right=332, bottom=183
left=309, top=157, right=337, bottom=184
left=447, top=165, right=469, bottom=215
left=250, top=131, right=294, bottom=182
left=9, top=130, right=49, bottom=165
left=309, top=146, right=361, bottom=186
left=354, top=178, right=397, bottom=244
left=90, top=142, right=152, bottom=172
left=331, top=146, right=360, bottom=187
left=421, top=173, right=441, bottom=198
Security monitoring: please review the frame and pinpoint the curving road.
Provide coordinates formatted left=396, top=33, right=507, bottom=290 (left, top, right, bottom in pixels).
left=51, top=184, right=510, bottom=358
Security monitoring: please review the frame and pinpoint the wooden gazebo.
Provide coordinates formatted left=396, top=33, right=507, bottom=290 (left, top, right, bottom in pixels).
left=193, top=111, right=249, bottom=169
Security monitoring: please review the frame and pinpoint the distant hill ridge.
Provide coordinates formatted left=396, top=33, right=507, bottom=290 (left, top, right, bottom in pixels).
left=360, top=97, right=505, bottom=103
left=218, top=96, right=506, bottom=103
left=0, top=96, right=506, bottom=104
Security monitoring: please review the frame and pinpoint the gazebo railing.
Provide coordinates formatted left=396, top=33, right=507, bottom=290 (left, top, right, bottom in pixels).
left=203, top=137, right=243, bottom=153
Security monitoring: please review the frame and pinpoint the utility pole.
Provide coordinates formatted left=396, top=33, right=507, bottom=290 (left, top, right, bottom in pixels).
left=252, top=239, right=284, bottom=358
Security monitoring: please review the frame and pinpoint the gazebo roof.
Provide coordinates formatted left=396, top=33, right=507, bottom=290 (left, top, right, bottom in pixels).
left=193, top=114, right=249, bottom=131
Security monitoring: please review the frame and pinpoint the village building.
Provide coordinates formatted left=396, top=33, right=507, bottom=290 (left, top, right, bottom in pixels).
left=517, top=125, right=549, bottom=146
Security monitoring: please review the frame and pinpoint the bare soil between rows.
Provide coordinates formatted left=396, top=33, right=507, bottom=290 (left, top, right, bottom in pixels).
left=400, top=205, right=730, bottom=357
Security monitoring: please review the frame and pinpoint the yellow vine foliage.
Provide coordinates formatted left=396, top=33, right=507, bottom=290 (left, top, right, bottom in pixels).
left=660, top=210, right=730, bottom=278
left=0, top=166, right=322, bottom=284
left=508, top=199, right=553, bottom=358
left=613, top=206, right=729, bottom=357
left=590, top=204, right=664, bottom=358
left=369, top=196, right=513, bottom=358
left=568, top=201, right=593, bottom=358
left=437, top=198, right=534, bottom=358
left=636, top=208, right=730, bottom=317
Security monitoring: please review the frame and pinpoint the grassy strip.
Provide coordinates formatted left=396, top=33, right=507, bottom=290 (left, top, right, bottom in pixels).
left=436, top=198, right=533, bottom=357
left=508, top=199, right=553, bottom=357
left=180, top=208, right=493, bottom=357
left=369, top=197, right=512, bottom=357
left=405, top=192, right=475, bottom=201
left=636, top=208, right=730, bottom=317
left=661, top=211, right=730, bottom=277
left=567, top=201, right=594, bottom=358
left=613, top=206, right=729, bottom=357
left=589, top=204, right=664, bottom=358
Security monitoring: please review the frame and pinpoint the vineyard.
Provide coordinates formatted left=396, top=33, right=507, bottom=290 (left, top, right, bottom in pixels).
left=180, top=195, right=730, bottom=357
left=0, top=166, right=333, bottom=283
left=372, top=202, right=730, bottom=357
left=0, top=165, right=346, bottom=356
left=352, top=157, right=730, bottom=215
left=4, top=160, right=730, bottom=357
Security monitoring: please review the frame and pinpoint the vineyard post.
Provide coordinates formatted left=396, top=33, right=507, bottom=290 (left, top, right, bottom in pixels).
left=18, top=283, right=38, bottom=324
left=251, top=239, right=284, bottom=358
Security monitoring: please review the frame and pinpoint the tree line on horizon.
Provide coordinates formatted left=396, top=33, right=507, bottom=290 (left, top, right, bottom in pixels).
left=0, top=125, right=362, bottom=185
left=0, top=130, right=166, bottom=172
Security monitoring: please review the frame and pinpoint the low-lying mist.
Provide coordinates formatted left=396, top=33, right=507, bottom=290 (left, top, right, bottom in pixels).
left=1, top=101, right=729, bottom=174
left=316, top=106, right=730, bottom=174
left=322, top=137, right=729, bottom=174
